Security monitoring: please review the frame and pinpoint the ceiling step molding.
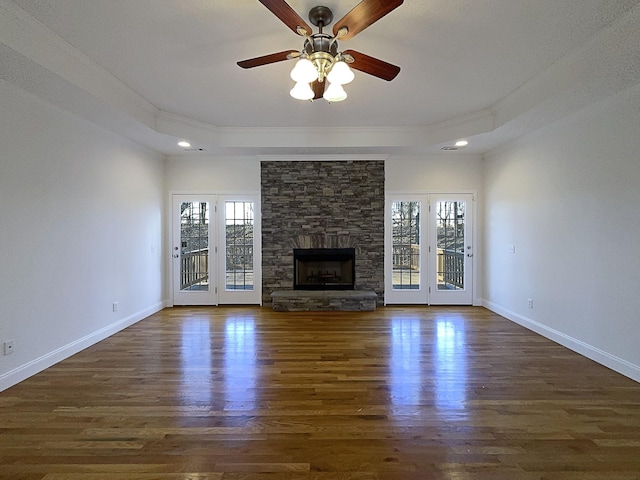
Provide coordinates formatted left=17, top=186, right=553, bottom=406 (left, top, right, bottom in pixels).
left=0, top=0, right=158, bottom=127
left=2, top=0, right=639, bottom=155
left=256, top=154, right=389, bottom=162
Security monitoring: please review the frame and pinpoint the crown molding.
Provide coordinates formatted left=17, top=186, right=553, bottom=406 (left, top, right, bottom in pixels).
left=255, top=154, right=390, bottom=162
left=0, top=0, right=159, bottom=127
left=157, top=109, right=494, bottom=150
left=492, top=2, right=640, bottom=133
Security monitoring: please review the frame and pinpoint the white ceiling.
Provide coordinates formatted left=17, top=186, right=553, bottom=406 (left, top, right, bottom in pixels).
left=2, top=0, right=640, bottom=155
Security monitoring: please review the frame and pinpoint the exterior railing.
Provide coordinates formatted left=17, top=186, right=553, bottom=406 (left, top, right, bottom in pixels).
left=392, top=244, right=420, bottom=270
left=181, top=248, right=209, bottom=289
left=438, top=248, right=464, bottom=288
left=392, top=246, right=464, bottom=288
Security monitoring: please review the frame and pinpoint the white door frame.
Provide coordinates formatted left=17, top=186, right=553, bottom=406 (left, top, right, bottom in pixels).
left=428, top=193, right=475, bottom=305
left=217, top=194, right=262, bottom=305
left=171, top=194, right=218, bottom=306
left=385, top=191, right=477, bottom=305
left=385, top=195, right=429, bottom=304
left=169, top=193, right=262, bottom=306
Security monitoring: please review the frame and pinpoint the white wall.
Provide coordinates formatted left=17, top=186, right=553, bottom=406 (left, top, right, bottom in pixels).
left=165, top=154, right=483, bottom=196
left=387, top=154, right=485, bottom=304
left=386, top=154, right=484, bottom=193
left=165, top=156, right=261, bottom=194
left=483, top=84, right=640, bottom=382
left=0, top=80, right=166, bottom=391
left=164, top=155, right=261, bottom=302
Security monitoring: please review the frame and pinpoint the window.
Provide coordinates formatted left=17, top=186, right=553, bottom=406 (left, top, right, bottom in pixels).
left=225, top=201, right=254, bottom=291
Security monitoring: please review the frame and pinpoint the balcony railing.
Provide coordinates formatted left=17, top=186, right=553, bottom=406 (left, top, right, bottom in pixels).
left=392, top=245, right=464, bottom=289
left=438, top=248, right=464, bottom=289
left=181, top=248, right=208, bottom=289
left=392, top=244, right=420, bottom=270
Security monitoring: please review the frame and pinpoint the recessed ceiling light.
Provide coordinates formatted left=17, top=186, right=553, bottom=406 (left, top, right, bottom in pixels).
left=455, top=139, right=469, bottom=147
left=178, top=141, right=191, bottom=148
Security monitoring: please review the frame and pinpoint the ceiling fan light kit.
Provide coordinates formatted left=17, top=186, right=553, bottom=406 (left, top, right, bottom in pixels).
left=290, top=58, right=318, bottom=83
left=290, top=81, right=315, bottom=101
left=323, top=82, right=347, bottom=102
left=327, top=60, right=355, bottom=85
left=238, top=0, right=403, bottom=102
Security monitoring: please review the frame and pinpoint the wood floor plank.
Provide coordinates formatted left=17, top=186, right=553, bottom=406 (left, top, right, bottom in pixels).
left=1, top=306, right=639, bottom=479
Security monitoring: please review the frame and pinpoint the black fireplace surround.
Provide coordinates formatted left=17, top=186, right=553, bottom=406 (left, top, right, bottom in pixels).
left=293, top=248, right=355, bottom=290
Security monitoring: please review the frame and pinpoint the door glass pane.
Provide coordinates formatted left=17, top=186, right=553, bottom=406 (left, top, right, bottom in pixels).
left=392, top=201, right=421, bottom=290
left=225, top=201, right=254, bottom=291
left=180, top=202, right=209, bottom=292
left=436, top=201, right=465, bottom=290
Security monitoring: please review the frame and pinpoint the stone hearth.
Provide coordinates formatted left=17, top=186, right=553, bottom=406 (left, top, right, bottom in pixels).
left=271, top=290, right=377, bottom=312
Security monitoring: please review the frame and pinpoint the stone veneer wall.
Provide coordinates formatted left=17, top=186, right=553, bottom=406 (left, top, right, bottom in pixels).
left=261, top=160, right=385, bottom=305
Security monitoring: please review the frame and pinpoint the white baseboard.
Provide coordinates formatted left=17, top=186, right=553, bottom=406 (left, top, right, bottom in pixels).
left=483, top=299, right=640, bottom=383
left=0, top=301, right=165, bottom=392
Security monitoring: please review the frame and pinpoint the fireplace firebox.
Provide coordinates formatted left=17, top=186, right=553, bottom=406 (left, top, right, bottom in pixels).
left=294, top=248, right=355, bottom=290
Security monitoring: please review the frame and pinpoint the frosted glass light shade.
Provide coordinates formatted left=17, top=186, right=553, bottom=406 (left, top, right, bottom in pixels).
left=327, top=61, right=354, bottom=85
left=323, top=82, right=347, bottom=102
left=290, top=58, right=318, bottom=83
left=290, top=81, right=314, bottom=100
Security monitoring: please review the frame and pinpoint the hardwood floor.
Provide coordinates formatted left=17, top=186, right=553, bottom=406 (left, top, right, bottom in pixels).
left=1, top=306, right=639, bottom=479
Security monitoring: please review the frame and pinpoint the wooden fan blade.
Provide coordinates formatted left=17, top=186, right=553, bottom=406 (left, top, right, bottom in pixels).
left=237, top=50, right=298, bottom=69
left=258, top=0, right=312, bottom=36
left=343, top=50, right=400, bottom=81
left=311, top=80, right=326, bottom=100
left=333, top=0, right=403, bottom=40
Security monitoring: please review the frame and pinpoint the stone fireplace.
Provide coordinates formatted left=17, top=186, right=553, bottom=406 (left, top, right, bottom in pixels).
left=261, top=160, right=385, bottom=309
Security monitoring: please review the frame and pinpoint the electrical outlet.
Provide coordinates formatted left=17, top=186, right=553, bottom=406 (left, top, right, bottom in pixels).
left=112, top=302, right=118, bottom=312
left=528, top=298, right=534, bottom=309
left=3, top=339, right=15, bottom=355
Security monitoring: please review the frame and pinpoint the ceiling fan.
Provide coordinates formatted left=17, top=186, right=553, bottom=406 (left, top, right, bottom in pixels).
left=237, top=0, right=403, bottom=102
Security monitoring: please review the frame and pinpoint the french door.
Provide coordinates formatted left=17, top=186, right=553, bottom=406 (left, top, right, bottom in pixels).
left=172, top=195, right=217, bottom=305
left=385, top=197, right=428, bottom=304
left=172, top=194, right=260, bottom=306
left=385, top=193, right=474, bottom=305
left=428, top=194, right=474, bottom=305
left=217, top=195, right=261, bottom=305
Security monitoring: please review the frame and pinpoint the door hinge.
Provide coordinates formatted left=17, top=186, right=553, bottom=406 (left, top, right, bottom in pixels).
left=428, top=245, right=431, bottom=253
left=429, top=286, right=431, bottom=293
left=215, top=246, right=218, bottom=253
left=215, top=287, right=218, bottom=294
left=214, top=205, right=217, bottom=212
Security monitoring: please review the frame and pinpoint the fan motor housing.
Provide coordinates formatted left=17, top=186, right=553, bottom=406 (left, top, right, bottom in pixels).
left=304, top=33, right=338, bottom=56
left=308, top=6, right=333, bottom=27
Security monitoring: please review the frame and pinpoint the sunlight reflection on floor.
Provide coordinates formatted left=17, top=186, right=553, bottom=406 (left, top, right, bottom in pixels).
left=389, top=314, right=468, bottom=419
left=224, top=316, right=256, bottom=411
